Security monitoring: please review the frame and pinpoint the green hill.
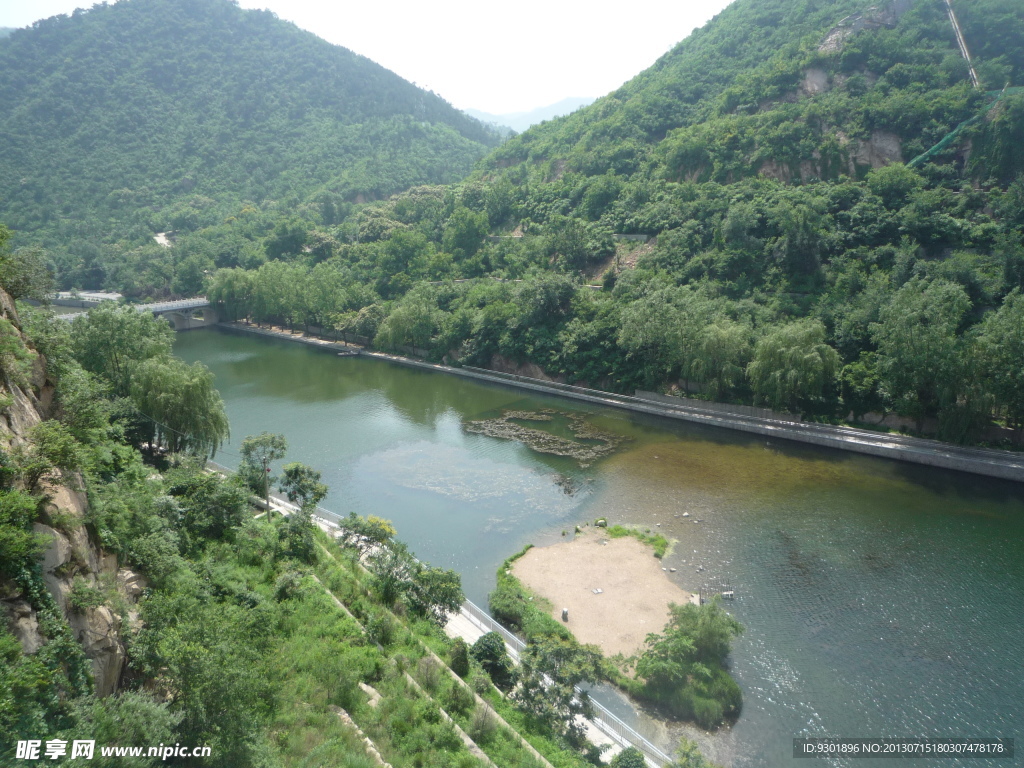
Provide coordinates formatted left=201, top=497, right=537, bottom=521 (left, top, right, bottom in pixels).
left=0, top=0, right=499, bottom=246
left=190, top=0, right=1024, bottom=445
left=483, top=0, right=1023, bottom=183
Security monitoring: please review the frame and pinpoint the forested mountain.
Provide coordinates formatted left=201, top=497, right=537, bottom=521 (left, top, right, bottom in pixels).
left=188, top=0, right=1024, bottom=446
left=5, top=0, right=1024, bottom=444
left=0, top=0, right=499, bottom=250
left=484, top=0, right=1023, bottom=181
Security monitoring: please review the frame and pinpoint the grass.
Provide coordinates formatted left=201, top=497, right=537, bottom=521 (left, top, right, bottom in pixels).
left=603, top=524, right=671, bottom=558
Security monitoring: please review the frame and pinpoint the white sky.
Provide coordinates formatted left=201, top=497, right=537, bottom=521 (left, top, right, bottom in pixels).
left=0, top=0, right=733, bottom=114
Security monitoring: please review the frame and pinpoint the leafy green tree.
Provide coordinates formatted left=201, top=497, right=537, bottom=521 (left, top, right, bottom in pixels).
left=70, top=303, right=174, bottom=397
left=407, top=565, right=464, bottom=626
left=0, top=317, right=37, bottom=391
left=166, top=461, right=250, bottom=543
left=0, top=490, right=51, bottom=579
left=239, top=432, right=287, bottom=514
left=865, top=164, right=924, bottom=209
left=692, top=320, right=751, bottom=399
left=15, top=421, right=84, bottom=493
left=278, top=462, right=328, bottom=511
left=59, top=692, right=182, bottom=768
left=975, top=288, right=1024, bottom=430
left=449, top=637, right=470, bottom=677
left=279, top=509, right=317, bottom=563
left=442, top=207, right=489, bottom=261
left=471, top=631, right=516, bottom=691
left=635, top=600, right=743, bottom=729
left=513, top=634, right=603, bottom=742
left=338, top=512, right=396, bottom=556
left=611, top=747, right=648, bottom=768
left=207, top=268, right=255, bottom=322
left=129, top=357, right=229, bottom=457
left=871, top=278, right=970, bottom=428
left=670, top=738, right=721, bottom=768
left=0, top=227, right=53, bottom=302
left=841, top=352, right=887, bottom=421
left=746, top=319, right=840, bottom=413
left=366, top=540, right=416, bottom=607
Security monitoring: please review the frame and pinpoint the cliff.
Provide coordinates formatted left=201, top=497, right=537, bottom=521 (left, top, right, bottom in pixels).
left=0, top=292, right=139, bottom=696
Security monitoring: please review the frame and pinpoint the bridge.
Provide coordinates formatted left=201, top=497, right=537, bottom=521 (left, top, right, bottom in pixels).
left=60, top=297, right=217, bottom=331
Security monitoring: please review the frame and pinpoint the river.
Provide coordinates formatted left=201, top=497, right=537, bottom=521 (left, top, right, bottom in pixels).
left=174, top=327, right=1023, bottom=768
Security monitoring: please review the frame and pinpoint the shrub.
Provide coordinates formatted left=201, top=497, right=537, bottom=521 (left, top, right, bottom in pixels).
left=449, top=637, right=470, bottom=677
left=611, top=747, right=647, bottom=768
left=467, top=706, right=497, bottom=745
left=366, top=611, right=398, bottom=647
left=443, top=681, right=475, bottom=717
left=68, top=577, right=104, bottom=613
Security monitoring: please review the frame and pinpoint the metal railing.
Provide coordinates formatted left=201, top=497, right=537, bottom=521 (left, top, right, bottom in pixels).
left=461, top=599, right=673, bottom=767
left=205, top=458, right=673, bottom=766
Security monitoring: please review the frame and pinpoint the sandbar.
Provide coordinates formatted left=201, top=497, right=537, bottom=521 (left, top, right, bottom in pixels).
left=511, top=528, right=695, bottom=658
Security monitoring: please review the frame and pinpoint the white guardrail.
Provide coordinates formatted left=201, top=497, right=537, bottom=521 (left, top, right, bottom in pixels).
left=206, top=459, right=673, bottom=766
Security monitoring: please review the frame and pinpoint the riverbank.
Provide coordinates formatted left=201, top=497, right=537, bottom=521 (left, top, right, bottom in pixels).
left=216, top=322, right=1024, bottom=483
left=511, top=528, right=696, bottom=658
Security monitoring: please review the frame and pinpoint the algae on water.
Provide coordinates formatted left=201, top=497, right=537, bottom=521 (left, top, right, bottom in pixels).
left=464, top=409, right=626, bottom=466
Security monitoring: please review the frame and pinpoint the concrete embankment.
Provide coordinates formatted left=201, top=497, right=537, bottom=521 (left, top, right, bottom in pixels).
left=217, top=322, right=1024, bottom=483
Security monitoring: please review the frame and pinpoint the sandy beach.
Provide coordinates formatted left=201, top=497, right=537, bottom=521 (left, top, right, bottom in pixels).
left=511, top=528, right=695, bottom=658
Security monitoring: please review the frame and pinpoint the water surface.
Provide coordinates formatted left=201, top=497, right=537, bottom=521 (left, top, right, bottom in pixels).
left=175, top=328, right=1023, bottom=767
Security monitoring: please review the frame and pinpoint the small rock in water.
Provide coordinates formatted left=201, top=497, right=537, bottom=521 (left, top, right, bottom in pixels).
left=682, top=512, right=690, bottom=517
left=669, top=568, right=677, bottom=573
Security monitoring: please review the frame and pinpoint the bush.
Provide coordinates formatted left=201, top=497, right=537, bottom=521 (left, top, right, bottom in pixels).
left=471, top=632, right=516, bottom=691
left=366, top=611, right=398, bottom=647
left=67, top=577, right=105, bottom=613
left=443, top=680, right=475, bottom=717
left=467, top=706, right=497, bottom=745
left=449, top=637, right=470, bottom=677
left=611, top=747, right=647, bottom=768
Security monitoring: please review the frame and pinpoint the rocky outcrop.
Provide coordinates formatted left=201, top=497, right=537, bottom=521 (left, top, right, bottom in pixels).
left=0, top=288, right=128, bottom=696
left=34, top=489, right=128, bottom=696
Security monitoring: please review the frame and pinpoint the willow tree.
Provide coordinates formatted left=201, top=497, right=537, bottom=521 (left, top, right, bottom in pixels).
left=871, top=277, right=970, bottom=429
left=129, top=357, right=229, bottom=457
left=746, top=318, right=840, bottom=413
left=976, top=288, right=1024, bottom=431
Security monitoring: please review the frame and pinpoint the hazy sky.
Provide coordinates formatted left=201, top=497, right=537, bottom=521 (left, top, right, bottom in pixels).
left=0, top=0, right=733, bottom=114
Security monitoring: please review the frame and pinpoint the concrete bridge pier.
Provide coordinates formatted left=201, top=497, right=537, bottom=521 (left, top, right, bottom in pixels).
left=157, top=305, right=218, bottom=330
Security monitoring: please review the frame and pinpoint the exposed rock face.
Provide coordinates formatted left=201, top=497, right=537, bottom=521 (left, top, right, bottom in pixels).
left=1, top=599, right=43, bottom=654
left=0, top=287, right=127, bottom=696
left=801, top=68, right=830, bottom=96
left=852, top=130, right=903, bottom=169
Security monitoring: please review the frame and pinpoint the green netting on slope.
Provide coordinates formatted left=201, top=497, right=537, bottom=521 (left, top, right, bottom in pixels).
left=908, top=86, right=1024, bottom=168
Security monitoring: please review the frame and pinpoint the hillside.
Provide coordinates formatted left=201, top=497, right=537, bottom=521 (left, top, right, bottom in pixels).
left=0, top=0, right=499, bottom=249
left=483, top=0, right=1023, bottom=182
left=185, top=0, right=1024, bottom=447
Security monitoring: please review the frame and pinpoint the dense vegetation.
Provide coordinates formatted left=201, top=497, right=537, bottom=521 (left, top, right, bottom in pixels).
left=6, top=0, right=1023, bottom=445
left=489, top=545, right=743, bottom=731
left=0, top=0, right=500, bottom=281
left=169, top=0, right=1023, bottom=445
left=1, top=297, right=720, bottom=766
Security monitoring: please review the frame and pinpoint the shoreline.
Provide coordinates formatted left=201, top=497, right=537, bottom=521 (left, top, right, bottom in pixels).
left=214, top=321, right=1024, bottom=483
left=511, top=528, right=695, bottom=659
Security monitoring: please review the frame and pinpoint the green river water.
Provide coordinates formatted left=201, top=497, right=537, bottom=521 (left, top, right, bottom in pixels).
left=175, top=328, right=1023, bottom=768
